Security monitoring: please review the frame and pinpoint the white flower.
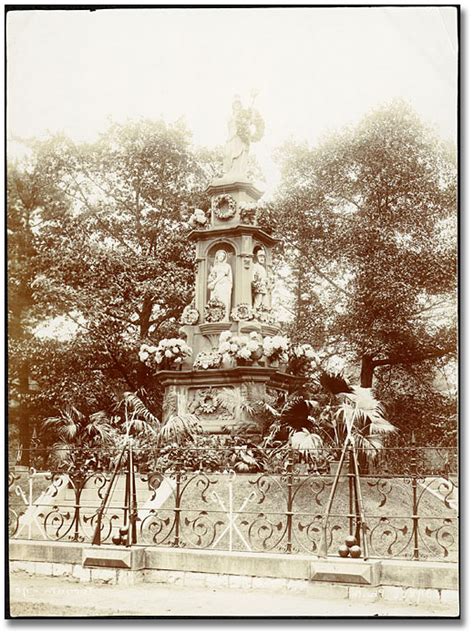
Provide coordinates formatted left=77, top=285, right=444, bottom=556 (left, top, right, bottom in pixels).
left=164, top=350, right=173, bottom=358
left=155, top=352, right=163, bottom=364
left=172, top=346, right=179, bottom=353
left=219, top=341, right=231, bottom=353
left=248, top=340, right=260, bottom=352
left=238, top=348, right=251, bottom=360
left=220, top=330, right=232, bottom=342
left=139, top=351, right=149, bottom=362
left=230, top=344, right=238, bottom=353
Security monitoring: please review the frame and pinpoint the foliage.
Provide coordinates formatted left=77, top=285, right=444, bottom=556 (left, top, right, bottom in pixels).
left=159, top=413, right=202, bottom=445
left=8, top=120, right=222, bottom=449
left=274, top=100, right=457, bottom=443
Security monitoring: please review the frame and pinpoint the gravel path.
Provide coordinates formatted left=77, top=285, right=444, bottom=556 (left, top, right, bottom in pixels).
left=7, top=572, right=456, bottom=618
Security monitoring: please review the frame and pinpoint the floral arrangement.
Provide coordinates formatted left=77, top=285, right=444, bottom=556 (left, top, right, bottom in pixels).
left=218, top=330, right=263, bottom=365
left=213, top=194, right=237, bottom=220
left=230, top=303, right=254, bottom=322
left=287, top=343, right=319, bottom=375
left=262, top=335, right=290, bottom=364
left=138, top=338, right=192, bottom=370
left=239, top=202, right=260, bottom=225
left=188, top=208, right=209, bottom=229
left=235, top=107, right=265, bottom=145
left=254, top=305, right=277, bottom=325
left=180, top=304, right=200, bottom=326
left=204, top=297, right=226, bottom=322
left=193, top=351, right=222, bottom=370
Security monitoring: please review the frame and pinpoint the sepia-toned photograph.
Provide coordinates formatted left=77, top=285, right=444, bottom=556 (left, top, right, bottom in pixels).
left=6, top=4, right=459, bottom=619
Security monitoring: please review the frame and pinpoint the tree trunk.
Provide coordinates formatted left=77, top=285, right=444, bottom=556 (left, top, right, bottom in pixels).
left=139, top=294, right=153, bottom=339
left=360, top=354, right=375, bottom=388
left=17, top=360, right=32, bottom=466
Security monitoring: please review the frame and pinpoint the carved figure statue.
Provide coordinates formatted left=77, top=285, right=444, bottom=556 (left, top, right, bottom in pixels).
left=223, top=95, right=264, bottom=180
left=223, top=97, right=248, bottom=179
left=208, top=250, right=233, bottom=320
left=252, top=248, right=272, bottom=309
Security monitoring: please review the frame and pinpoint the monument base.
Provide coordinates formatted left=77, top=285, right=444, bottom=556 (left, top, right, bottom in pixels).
left=158, top=367, right=305, bottom=435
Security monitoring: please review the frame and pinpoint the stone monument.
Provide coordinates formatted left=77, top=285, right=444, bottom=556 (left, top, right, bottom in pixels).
left=157, top=98, right=303, bottom=434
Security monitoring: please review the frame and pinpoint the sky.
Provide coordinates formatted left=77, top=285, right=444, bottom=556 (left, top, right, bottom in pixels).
left=6, top=5, right=457, bottom=194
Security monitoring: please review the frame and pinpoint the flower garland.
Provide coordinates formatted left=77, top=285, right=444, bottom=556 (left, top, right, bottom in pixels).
left=218, top=330, right=263, bottom=365
left=193, top=351, right=223, bottom=370
left=188, top=208, right=209, bottom=229
left=230, top=303, right=254, bottom=322
left=139, top=338, right=192, bottom=370
left=204, top=297, right=226, bottom=323
left=213, top=194, right=237, bottom=220
left=262, top=335, right=290, bottom=364
left=180, top=304, right=200, bottom=326
left=236, top=107, right=265, bottom=145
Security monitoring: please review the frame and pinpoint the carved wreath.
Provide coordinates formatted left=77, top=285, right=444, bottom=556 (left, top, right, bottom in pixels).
left=213, top=194, right=237, bottom=220
left=197, top=389, right=219, bottom=415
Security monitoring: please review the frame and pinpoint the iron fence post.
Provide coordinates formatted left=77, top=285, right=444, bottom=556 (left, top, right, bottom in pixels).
left=410, top=433, right=419, bottom=560
left=173, top=449, right=182, bottom=548
left=348, top=448, right=354, bottom=537
left=73, top=481, right=82, bottom=542
left=286, top=449, right=294, bottom=554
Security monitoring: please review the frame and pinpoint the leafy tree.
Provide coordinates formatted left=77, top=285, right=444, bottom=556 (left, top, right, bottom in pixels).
left=8, top=151, right=72, bottom=454
left=8, top=119, right=221, bottom=454
left=273, top=101, right=457, bottom=441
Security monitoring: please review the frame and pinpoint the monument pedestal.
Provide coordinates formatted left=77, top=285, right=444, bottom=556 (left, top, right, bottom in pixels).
left=159, top=367, right=304, bottom=435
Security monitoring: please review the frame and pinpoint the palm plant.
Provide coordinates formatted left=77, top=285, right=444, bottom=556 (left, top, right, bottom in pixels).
left=319, top=371, right=397, bottom=464
left=42, top=406, right=117, bottom=472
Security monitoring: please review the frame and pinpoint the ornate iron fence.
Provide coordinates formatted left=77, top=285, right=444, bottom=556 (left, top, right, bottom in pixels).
left=8, top=446, right=458, bottom=562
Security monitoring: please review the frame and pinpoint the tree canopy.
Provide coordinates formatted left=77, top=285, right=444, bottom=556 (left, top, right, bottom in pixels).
left=273, top=101, right=457, bottom=441
left=8, top=119, right=221, bottom=453
left=8, top=102, right=457, bottom=452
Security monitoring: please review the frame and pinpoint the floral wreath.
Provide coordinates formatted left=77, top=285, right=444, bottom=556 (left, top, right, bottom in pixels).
left=180, top=304, right=200, bottom=326
left=204, top=297, right=226, bottom=323
left=239, top=203, right=259, bottom=225
left=254, top=305, right=276, bottom=325
left=197, top=389, right=219, bottom=415
left=213, top=194, right=237, bottom=220
left=230, top=303, right=254, bottom=322
left=236, top=108, right=265, bottom=145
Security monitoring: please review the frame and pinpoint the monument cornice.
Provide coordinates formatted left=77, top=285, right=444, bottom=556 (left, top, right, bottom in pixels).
left=155, top=367, right=305, bottom=391
left=205, top=179, right=264, bottom=200
left=188, top=225, right=278, bottom=247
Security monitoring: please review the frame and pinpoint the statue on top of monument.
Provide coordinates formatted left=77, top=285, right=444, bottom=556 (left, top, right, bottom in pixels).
left=223, top=94, right=265, bottom=181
